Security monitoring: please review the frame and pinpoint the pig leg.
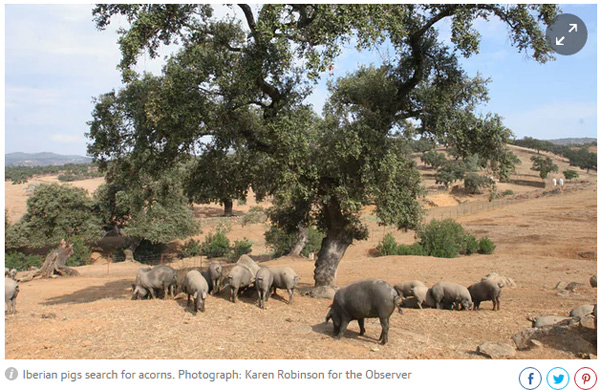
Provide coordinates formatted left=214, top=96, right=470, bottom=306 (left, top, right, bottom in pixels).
left=287, top=288, right=294, bottom=304
left=379, top=316, right=390, bottom=345
left=336, top=320, right=349, bottom=340
left=358, top=319, right=366, bottom=336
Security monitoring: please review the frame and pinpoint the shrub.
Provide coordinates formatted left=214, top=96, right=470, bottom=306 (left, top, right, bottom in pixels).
left=67, top=235, right=93, bottom=266
left=435, top=160, right=466, bottom=188
left=462, top=234, right=479, bottom=255
left=180, top=239, right=202, bottom=258
left=375, top=233, right=399, bottom=256
left=421, top=151, right=447, bottom=169
left=418, top=219, right=467, bottom=258
left=563, top=170, right=579, bottom=180
left=478, top=237, right=496, bottom=254
left=231, top=238, right=253, bottom=260
left=4, top=252, right=44, bottom=271
left=464, top=173, right=490, bottom=194
left=201, top=229, right=232, bottom=258
left=501, top=189, right=515, bottom=196
left=375, top=234, right=424, bottom=256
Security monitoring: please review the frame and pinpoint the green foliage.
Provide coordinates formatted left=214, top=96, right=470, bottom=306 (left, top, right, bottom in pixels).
left=231, top=238, right=253, bottom=260
left=376, top=234, right=425, bottom=256
left=89, top=4, right=558, bottom=283
left=93, top=160, right=199, bottom=245
left=241, top=206, right=268, bottom=226
left=514, top=137, right=596, bottom=172
left=134, top=240, right=166, bottom=264
left=14, top=183, right=103, bottom=248
left=409, top=138, right=435, bottom=153
left=463, top=234, right=479, bottom=255
left=530, top=156, right=559, bottom=180
left=501, top=189, right=515, bottom=196
left=4, top=252, right=44, bottom=271
left=563, top=170, right=579, bottom=180
left=478, top=236, right=496, bottom=254
left=421, top=151, right=447, bottom=169
left=464, top=173, right=491, bottom=194
left=5, top=163, right=103, bottom=184
left=419, top=219, right=468, bottom=258
left=180, top=239, right=201, bottom=258
left=264, top=225, right=324, bottom=258
left=435, top=160, right=466, bottom=188
left=201, top=229, right=232, bottom=259
left=375, top=233, right=399, bottom=256
left=67, top=236, right=93, bottom=267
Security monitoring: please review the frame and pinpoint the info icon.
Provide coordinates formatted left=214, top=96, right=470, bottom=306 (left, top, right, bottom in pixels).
left=575, top=367, right=597, bottom=390
left=519, top=367, right=542, bottom=390
left=547, top=367, right=569, bottom=390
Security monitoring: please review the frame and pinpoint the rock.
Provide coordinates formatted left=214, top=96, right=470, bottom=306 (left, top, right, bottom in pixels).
left=590, top=274, right=597, bottom=288
left=530, top=340, right=543, bottom=349
left=512, top=328, right=538, bottom=350
left=555, top=281, right=567, bottom=290
left=580, top=314, right=596, bottom=329
left=565, top=282, right=582, bottom=291
left=476, top=342, right=516, bottom=359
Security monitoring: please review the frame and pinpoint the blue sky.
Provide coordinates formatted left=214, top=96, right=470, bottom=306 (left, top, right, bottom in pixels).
left=4, top=4, right=598, bottom=156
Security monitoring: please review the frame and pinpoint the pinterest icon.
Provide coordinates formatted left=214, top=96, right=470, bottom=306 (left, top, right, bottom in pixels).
left=575, top=367, right=597, bottom=390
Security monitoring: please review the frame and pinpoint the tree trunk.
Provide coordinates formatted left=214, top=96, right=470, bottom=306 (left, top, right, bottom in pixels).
left=124, top=237, right=142, bottom=262
left=289, top=225, right=308, bottom=257
left=23, top=240, right=78, bottom=280
left=314, top=235, right=351, bottom=287
left=223, top=199, right=233, bottom=217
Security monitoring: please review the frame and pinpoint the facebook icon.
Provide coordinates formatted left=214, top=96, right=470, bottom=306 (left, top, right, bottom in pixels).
left=519, top=367, right=542, bottom=390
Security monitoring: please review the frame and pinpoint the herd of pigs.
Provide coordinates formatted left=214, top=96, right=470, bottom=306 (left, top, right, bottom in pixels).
left=5, top=256, right=597, bottom=347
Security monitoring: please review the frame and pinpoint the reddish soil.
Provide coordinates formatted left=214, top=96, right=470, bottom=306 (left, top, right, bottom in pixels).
left=5, top=181, right=597, bottom=359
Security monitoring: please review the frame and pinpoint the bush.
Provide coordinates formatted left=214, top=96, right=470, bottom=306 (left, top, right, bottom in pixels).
left=464, top=173, right=490, bottom=194
left=180, top=239, right=202, bottom=258
left=67, top=236, right=93, bottom=266
left=478, top=237, right=496, bottom=254
left=231, top=238, right=253, bottom=260
left=462, top=234, right=479, bottom=255
left=501, top=189, right=515, bottom=196
left=418, top=219, right=467, bottom=258
left=201, top=229, right=232, bottom=258
left=421, top=151, right=447, bottom=169
left=375, top=233, right=399, bottom=256
left=4, top=252, right=44, bottom=271
left=563, top=170, right=579, bottom=180
left=375, top=234, right=424, bottom=256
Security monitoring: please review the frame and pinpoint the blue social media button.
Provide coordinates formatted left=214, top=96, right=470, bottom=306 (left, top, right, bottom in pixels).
left=519, top=367, right=542, bottom=390
left=547, top=367, right=570, bottom=390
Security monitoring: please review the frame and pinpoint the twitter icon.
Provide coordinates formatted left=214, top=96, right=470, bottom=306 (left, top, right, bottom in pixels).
left=547, top=367, right=569, bottom=390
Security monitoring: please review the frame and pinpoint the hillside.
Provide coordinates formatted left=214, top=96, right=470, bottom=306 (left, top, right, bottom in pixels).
left=545, top=137, right=597, bottom=146
left=5, top=152, right=92, bottom=167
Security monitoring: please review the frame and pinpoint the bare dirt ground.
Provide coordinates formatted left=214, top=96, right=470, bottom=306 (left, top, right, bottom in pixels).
left=5, top=179, right=597, bottom=359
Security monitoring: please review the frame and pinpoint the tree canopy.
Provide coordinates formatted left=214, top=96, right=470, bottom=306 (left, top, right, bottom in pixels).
left=88, top=4, right=559, bottom=287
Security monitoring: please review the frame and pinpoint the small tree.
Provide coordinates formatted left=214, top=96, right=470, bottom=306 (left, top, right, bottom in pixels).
left=435, top=160, right=466, bottom=188
left=421, top=151, right=447, bottom=169
left=9, top=183, right=103, bottom=249
left=530, top=156, right=558, bottom=182
left=563, top=170, right=579, bottom=180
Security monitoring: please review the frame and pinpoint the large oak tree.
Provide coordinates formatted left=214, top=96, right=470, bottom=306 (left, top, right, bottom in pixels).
left=88, top=4, right=558, bottom=287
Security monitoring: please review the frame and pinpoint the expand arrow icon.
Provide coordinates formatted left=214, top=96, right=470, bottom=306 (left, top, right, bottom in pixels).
left=556, top=36, right=565, bottom=45
left=569, top=24, right=578, bottom=33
